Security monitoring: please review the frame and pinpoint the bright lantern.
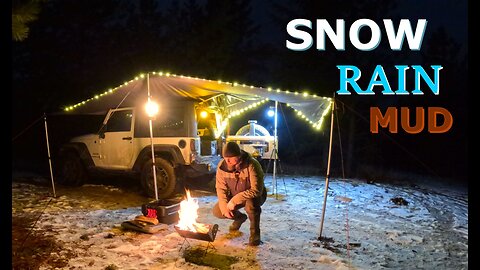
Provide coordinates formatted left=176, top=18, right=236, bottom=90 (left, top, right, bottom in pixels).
left=200, top=110, right=208, bottom=118
left=267, top=108, right=275, bottom=117
left=145, top=100, right=159, bottom=117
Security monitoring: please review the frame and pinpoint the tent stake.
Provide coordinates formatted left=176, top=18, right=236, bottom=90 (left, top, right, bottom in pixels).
left=319, top=97, right=335, bottom=239
left=43, top=113, right=56, bottom=198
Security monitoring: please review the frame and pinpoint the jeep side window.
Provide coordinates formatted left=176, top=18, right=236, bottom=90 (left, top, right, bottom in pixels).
left=134, top=103, right=186, bottom=137
left=104, top=110, right=133, bottom=132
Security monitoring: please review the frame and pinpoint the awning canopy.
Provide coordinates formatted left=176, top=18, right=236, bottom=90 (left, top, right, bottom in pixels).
left=63, top=72, right=332, bottom=129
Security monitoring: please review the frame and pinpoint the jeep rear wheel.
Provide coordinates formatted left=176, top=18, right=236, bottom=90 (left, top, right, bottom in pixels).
left=56, top=151, right=88, bottom=186
left=141, top=158, right=176, bottom=199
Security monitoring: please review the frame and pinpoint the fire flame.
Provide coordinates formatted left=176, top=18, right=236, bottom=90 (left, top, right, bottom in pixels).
left=177, top=189, right=209, bottom=233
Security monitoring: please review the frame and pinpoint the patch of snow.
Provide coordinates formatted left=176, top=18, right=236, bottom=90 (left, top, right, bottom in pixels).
left=12, top=174, right=468, bottom=269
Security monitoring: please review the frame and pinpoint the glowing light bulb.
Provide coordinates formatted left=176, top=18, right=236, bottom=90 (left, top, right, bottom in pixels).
left=145, top=100, right=159, bottom=117
left=267, top=108, right=275, bottom=117
left=200, top=111, right=208, bottom=118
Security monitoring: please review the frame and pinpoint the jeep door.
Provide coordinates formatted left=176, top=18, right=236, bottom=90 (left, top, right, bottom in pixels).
left=99, top=108, right=135, bottom=169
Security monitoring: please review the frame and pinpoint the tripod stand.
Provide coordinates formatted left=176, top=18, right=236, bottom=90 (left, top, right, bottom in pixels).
left=264, top=100, right=287, bottom=200
left=264, top=145, right=286, bottom=199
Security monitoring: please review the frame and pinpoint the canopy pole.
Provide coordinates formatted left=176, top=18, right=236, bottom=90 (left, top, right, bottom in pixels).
left=272, top=100, right=278, bottom=197
left=318, top=96, right=335, bottom=239
left=43, top=113, right=56, bottom=198
left=147, top=73, right=159, bottom=201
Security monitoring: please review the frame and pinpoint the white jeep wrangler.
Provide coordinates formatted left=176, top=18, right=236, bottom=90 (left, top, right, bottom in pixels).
left=55, top=100, right=220, bottom=199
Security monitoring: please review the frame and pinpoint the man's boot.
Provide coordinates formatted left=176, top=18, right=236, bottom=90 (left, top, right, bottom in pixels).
left=229, top=213, right=247, bottom=232
left=248, top=213, right=261, bottom=246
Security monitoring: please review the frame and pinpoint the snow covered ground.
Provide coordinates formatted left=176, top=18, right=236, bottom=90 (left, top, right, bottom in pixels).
left=11, top=172, right=468, bottom=269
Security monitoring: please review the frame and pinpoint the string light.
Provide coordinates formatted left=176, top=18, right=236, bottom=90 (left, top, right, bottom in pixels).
left=62, top=71, right=332, bottom=130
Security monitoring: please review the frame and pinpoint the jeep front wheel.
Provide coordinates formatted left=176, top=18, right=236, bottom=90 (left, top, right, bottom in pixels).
left=141, top=158, right=176, bottom=199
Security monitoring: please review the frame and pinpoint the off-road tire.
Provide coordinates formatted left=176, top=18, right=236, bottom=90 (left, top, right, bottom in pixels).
left=56, top=150, right=88, bottom=186
left=141, top=158, right=176, bottom=199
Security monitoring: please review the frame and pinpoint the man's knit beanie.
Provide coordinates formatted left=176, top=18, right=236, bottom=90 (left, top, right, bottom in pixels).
left=223, top=141, right=242, bottom=157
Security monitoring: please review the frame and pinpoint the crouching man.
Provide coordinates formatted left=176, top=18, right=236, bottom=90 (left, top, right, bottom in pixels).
left=212, top=141, right=267, bottom=246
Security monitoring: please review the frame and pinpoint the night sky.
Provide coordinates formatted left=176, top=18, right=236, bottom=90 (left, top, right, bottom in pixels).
left=12, top=0, right=469, bottom=184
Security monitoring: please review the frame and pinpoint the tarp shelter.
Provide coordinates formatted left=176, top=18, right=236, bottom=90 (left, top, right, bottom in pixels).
left=63, top=72, right=332, bottom=128
left=52, top=71, right=334, bottom=238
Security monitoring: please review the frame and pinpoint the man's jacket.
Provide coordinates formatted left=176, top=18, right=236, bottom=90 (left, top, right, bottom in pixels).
left=215, top=150, right=265, bottom=216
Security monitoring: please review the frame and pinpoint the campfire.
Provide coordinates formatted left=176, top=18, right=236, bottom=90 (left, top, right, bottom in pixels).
left=174, top=189, right=218, bottom=242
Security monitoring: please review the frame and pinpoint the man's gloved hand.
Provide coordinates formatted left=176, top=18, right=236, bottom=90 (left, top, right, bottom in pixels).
left=223, top=210, right=234, bottom=219
left=222, top=200, right=236, bottom=219
left=227, top=200, right=236, bottom=211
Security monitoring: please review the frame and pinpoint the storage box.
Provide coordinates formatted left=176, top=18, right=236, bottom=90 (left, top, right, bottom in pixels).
left=142, top=199, right=181, bottom=224
left=158, top=212, right=180, bottom=225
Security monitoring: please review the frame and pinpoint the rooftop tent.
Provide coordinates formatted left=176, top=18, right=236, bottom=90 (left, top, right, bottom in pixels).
left=62, top=72, right=332, bottom=129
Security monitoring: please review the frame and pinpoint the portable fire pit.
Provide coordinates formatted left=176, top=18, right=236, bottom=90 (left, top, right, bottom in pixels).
left=174, top=223, right=219, bottom=242
left=174, top=223, right=219, bottom=254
